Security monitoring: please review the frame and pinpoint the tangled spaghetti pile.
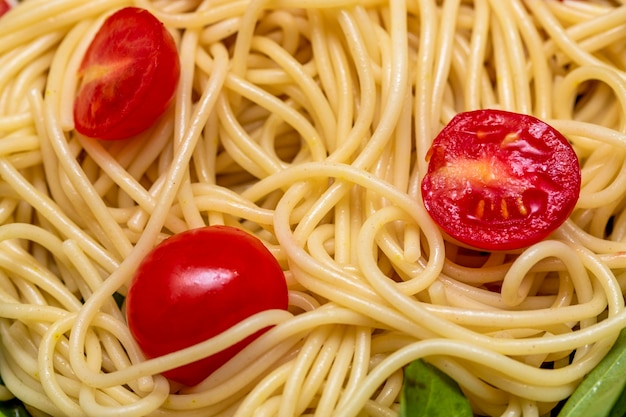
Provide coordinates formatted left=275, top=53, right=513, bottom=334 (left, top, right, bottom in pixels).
left=1, top=0, right=626, bottom=416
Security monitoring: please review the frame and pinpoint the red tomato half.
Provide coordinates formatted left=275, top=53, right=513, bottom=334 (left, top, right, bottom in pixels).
left=126, top=226, right=288, bottom=386
left=0, top=0, right=11, bottom=17
left=73, top=7, right=180, bottom=140
left=421, top=109, right=581, bottom=251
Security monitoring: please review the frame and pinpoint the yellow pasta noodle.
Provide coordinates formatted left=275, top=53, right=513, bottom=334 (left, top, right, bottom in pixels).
left=1, top=0, right=626, bottom=416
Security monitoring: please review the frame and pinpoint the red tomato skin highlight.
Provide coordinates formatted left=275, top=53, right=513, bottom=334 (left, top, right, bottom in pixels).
left=126, top=226, right=288, bottom=386
left=73, top=7, right=180, bottom=140
left=421, top=109, right=581, bottom=251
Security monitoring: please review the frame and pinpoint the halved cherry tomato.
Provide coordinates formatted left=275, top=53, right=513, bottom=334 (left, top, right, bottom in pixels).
left=421, top=109, right=581, bottom=251
left=73, top=7, right=180, bottom=140
left=0, top=0, right=11, bottom=17
left=126, top=225, right=288, bottom=386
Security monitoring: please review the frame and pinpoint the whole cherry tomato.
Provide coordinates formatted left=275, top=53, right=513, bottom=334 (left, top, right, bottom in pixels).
left=126, top=226, right=288, bottom=386
left=73, top=7, right=180, bottom=140
left=421, top=109, right=581, bottom=251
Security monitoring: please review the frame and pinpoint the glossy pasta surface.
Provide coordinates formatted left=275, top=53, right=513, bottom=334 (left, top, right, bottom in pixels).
left=1, top=1, right=626, bottom=416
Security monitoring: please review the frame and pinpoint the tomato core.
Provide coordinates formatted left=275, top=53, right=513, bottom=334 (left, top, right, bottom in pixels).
left=421, top=109, right=581, bottom=251
left=126, top=226, right=289, bottom=386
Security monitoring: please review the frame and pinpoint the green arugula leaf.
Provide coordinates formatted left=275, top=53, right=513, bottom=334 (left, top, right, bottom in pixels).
left=608, top=386, right=626, bottom=417
left=400, top=359, right=473, bottom=417
left=558, top=327, right=626, bottom=417
left=0, top=398, right=31, bottom=417
left=1, top=376, right=31, bottom=417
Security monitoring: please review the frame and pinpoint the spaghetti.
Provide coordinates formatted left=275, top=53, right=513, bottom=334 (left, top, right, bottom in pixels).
left=1, top=0, right=626, bottom=416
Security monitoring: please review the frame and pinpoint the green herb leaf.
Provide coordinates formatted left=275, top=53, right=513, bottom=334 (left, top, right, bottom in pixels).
left=558, top=327, right=626, bottom=417
left=608, top=386, right=626, bottom=417
left=0, top=398, right=31, bottom=417
left=400, top=359, right=473, bottom=417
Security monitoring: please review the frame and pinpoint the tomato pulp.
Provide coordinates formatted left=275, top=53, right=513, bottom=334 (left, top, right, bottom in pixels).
left=421, top=109, right=581, bottom=251
left=126, top=226, right=289, bottom=386
left=73, top=7, right=180, bottom=140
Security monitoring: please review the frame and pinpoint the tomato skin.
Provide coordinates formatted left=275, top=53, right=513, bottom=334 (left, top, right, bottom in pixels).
left=125, top=226, right=288, bottom=386
left=421, top=109, right=581, bottom=251
left=0, top=0, right=10, bottom=17
left=73, top=7, right=180, bottom=140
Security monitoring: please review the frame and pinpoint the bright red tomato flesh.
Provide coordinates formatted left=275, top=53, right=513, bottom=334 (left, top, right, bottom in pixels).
left=126, top=226, right=288, bottom=386
left=73, top=7, right=180, bottom=140
left=0, top=0, right=11, bottom=17
left=421, top=109, right=581, bottom=251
